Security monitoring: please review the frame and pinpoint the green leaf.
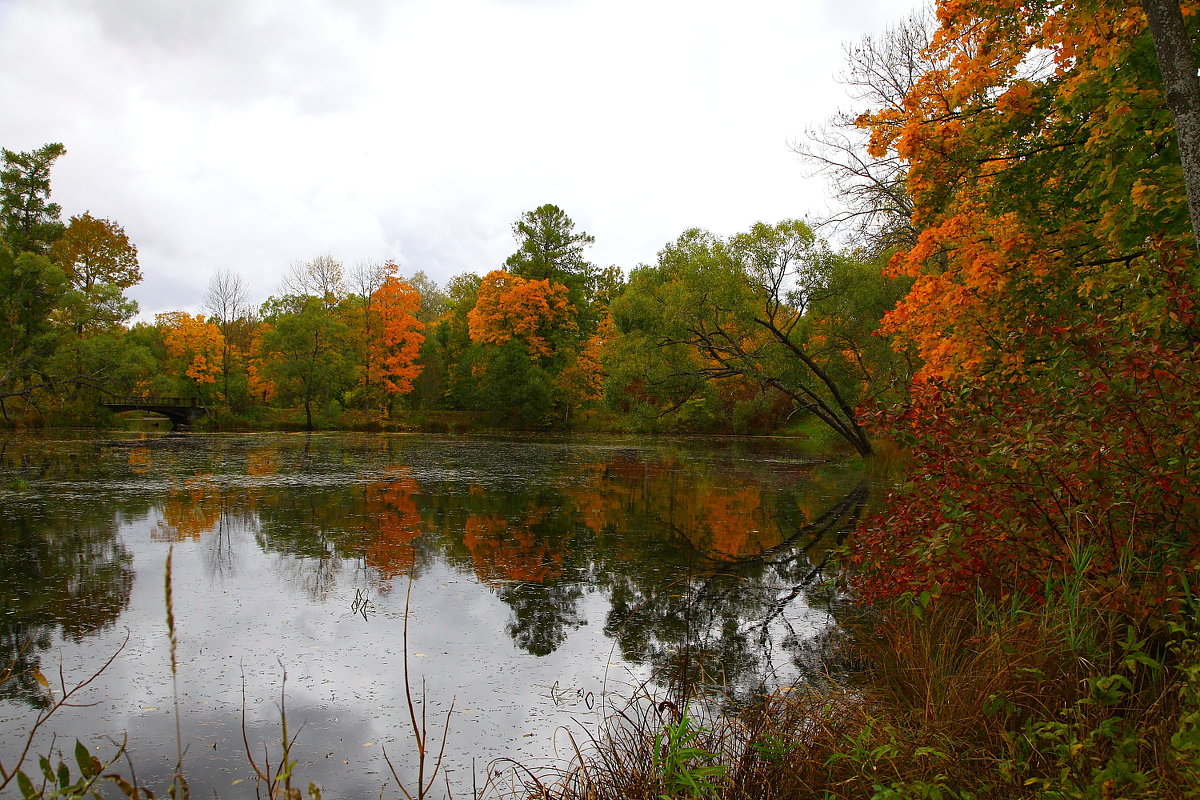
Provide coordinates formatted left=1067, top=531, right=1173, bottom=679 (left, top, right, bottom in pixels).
left=17, top=770, right=37, bottom=800
left=75, top=739, right=99, bottom=779
left=1124, top=650, right=1163, bottom=673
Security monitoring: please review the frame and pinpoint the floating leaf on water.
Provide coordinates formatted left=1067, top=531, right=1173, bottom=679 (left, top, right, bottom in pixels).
left=32, top=668, right=48, bottom=688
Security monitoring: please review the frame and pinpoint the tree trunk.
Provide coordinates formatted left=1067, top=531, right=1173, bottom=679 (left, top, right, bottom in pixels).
left=1141, top=0, right=1200, bottom=257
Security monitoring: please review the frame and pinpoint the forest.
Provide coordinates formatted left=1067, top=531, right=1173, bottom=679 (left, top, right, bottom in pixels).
left=0, top=152, right=910, bottom=448
left=2, top=0, right=1199, bottom=797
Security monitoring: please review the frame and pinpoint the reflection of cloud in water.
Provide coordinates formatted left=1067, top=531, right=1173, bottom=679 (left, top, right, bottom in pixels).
left=0, top=432, right=868, bottom=790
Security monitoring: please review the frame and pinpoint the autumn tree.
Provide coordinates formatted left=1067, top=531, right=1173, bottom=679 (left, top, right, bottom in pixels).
left=157, top=312, right=225, bottom=400
left=464, top=270, right=578, bottom=425
left=467, top=270, right=576, bottom=361
left=34, top=210, right=146, bottom=417
left=51, top=213, right=140, bottom=293
left=50, top=213, right=141, bottom=334
left=849, top=0, right=1200, bottom=605
left=366, top=274, right=425, bottom=407
left=1, top=143, right=66, bottom=255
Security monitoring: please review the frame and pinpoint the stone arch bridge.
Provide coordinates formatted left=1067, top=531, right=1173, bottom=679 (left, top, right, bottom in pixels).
left=100, top=395, right=209, bottom=428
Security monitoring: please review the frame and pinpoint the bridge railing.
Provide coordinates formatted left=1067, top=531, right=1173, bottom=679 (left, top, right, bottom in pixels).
left=102, top=395, right=205, bottom=407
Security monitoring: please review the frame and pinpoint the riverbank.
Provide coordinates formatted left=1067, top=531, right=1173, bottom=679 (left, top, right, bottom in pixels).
left=7, top=401, right=860, bottom=456
left=8, top=558, right=1196, bottom=800
left=521, top=585, right=1200, bottom=800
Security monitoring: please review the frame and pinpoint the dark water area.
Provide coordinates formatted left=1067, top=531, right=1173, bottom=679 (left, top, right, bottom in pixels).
left=0, top=431, right=867, bottom=797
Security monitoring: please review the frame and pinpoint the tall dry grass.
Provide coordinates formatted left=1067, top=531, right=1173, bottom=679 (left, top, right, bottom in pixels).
left=518, top=586, right=1200, bottom=800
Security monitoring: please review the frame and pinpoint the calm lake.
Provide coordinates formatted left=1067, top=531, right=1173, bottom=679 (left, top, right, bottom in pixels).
left=0, top=431, right=867, bottom=798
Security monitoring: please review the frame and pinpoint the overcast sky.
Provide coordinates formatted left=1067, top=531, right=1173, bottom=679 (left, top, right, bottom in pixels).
left=0, top=0, right=915, bottom=319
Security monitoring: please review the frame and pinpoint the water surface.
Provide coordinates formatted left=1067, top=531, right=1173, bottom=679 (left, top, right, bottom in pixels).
left=0, top=431, right=865, bottom=797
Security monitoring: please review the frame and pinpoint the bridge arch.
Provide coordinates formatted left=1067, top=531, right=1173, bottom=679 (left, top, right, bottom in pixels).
left=100, top=396, right=209, bottom=429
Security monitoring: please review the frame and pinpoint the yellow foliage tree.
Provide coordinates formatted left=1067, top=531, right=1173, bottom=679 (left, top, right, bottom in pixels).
left=157, top=312, right=225, bottom=389
left=245, top=322, right=278, bottom=403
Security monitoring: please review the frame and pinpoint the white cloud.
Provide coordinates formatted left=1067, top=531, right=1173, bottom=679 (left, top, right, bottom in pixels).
left=0, top=0, right=921, bottom=318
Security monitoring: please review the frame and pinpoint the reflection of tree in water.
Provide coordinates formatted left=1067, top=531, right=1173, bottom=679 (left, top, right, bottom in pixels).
left=458, top=494, right=588, bottom=656
left=496, top=581, right=586, bottom=657
left=252, top=470, right=434, bottom=601
left=362, top=469, right=423, bottom=589
left=600, top=481, right=870, bottom=702
left=253, top=487, right=370, bottom=601
left=0, top=500, right=134, bottom=707
left=202, top=489, right=259, bottom=581
left=154, top=475, right=223, bottom=542
left=202, top=435, right=870, bottom=681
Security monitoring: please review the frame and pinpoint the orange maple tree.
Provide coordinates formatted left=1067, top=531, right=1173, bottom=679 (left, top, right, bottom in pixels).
left=366, top=275, right=425, bottom=396
left=466, top=270, right=576, bottom=360
left=862, top=1, right=1194, bottom=381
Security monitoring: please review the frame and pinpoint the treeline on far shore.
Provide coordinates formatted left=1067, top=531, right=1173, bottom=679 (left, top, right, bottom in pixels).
left=0, top=146, right=908, bottom=450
